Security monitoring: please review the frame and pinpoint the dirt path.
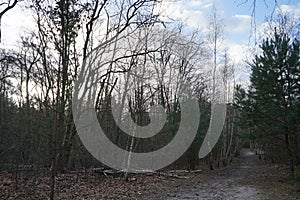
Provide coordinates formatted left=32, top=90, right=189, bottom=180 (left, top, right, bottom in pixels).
left=1, top=149, right=299, bottom=199
left=143, top=149, right=300, bottom=200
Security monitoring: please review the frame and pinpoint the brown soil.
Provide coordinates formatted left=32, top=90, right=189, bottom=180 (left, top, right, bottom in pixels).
left=143, top=149, right=300, bottom=200
left=0, top=149, right=299, bottom=199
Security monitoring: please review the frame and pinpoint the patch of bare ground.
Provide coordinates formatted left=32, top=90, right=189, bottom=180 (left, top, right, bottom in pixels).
left=1, top=149, right=299, bottom=199
left=0, top=168, right=201, bottom=199
left=150, top=149, right=300, bottom=200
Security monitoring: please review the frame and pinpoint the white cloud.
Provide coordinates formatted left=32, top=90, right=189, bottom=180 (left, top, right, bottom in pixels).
left=155, top=0, right=212, bottom=30
left=276, top=2, right=300, bottom=16
left=224, top=40, right=253, bottom=64
left=1, top=4, right=36, bottom=47
left=223, top=41, right=252, bottom=87
left=186, top=0, right=213, bottom=8
left=182, top=9, right=208, bottom=29
left=4, top=0, right=215, bottom=47
left=278, top=5, right=293, bottom=13
left=156, top=1, right=252, bottom=66
left=226, top=14, right=251, bottom=33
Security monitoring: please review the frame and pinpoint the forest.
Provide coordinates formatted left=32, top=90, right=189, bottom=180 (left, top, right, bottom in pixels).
left=0, top=0, right=299, bottom=199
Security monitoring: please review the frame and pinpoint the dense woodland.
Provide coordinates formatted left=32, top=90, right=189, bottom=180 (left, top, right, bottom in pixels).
left=0, top=0, right=300, bottom=199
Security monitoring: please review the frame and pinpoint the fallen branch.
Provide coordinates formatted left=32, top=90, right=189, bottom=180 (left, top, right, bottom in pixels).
left=159, top=172, right=189, bottom=179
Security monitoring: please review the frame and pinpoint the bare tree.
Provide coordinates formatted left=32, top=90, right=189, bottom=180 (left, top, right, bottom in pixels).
left=265, top=11, right=300, bottom=40
left=28, top=0, right=161, bottom=198
left=0, top=0, right=19, bottom=43
left=206, top=5, right=224, bottom=170
left=207, top=5, right=224, bottom=102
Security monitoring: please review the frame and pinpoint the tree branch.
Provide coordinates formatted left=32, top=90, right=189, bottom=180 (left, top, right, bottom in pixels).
left=0, top=0, right=19, bottom=43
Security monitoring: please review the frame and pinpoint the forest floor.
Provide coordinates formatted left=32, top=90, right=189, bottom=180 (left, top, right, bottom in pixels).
left=1, top=149, right=300, bottom=199
left=144, top=149, right=300, bottom=200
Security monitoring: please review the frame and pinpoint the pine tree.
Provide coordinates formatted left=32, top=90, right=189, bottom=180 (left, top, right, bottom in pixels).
left=237, top=30, right=300, bottom=174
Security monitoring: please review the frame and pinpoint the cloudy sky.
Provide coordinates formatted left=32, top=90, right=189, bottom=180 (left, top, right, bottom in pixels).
left=1, top=0, right=300, bottom=69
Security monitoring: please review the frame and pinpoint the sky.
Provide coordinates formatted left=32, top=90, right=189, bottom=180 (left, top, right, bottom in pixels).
left=154, top=0, right=300, bottom=83
left=156, top=0, right=300, bottom=60
left=1, top=0, right=300, bottom=83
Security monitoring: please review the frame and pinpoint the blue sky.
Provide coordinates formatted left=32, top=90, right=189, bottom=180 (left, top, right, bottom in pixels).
left=155, top=0, right=300, bottom=64
left=2, top=0, right=300, bottom=65
left=222, top=0, right=300, bottom=42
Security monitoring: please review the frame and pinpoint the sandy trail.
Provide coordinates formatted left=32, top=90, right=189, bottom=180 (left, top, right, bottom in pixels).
left=145, top=149, right=300, bottom=200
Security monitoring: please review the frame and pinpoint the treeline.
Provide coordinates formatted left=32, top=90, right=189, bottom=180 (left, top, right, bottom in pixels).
left=0, top=0, right=239, bottom=176
left=1, top=1, right=299, bottom=182
left=235, top=14, right=300, bottom=176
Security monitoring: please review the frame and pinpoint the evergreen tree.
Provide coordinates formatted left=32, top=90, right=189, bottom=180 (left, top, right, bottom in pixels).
left=237, top=30, right=300, bottom=174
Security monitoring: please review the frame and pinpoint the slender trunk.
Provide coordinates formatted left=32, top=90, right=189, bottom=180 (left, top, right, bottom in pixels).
left=285, top=133, right=295, bottom=175
left=225, top=107, right=234, bottom=162
left=50, top=125, right=56, bottom=200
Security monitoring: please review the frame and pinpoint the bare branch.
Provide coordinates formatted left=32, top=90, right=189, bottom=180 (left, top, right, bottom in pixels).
left=0, top=0, right=19, bottom=43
